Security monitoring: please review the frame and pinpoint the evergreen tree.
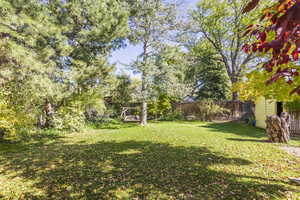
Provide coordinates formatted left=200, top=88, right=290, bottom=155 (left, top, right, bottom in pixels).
left=186, top=41, right=230, bottom=101
left=0, top=0, right=129, bottom=130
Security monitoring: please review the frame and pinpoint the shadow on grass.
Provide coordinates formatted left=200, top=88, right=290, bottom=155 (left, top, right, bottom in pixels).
left=227, top=138, right=270, bottom=143
left=0, top=139, right=294, bottom=199
left=201, top=122, right=266, bottom=138
left=0, top=130, right=66, bottom=155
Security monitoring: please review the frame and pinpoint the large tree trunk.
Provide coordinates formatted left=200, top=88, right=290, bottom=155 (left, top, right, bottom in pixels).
left=230, top=75, right=239, bottom=101
left=140, top=101, right=147, bottom=126
left=266, top=112, right=291, bottom=143
left=140, top=38, right=148, bottom=126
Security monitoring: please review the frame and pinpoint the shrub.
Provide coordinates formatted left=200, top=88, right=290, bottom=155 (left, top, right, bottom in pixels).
left=84, top=108, right=99, bottom=122
left=84, top=98, right=106, bottom=121
left=53, top=106, right=86, bottom=132
left=148, top=94, right=176, bottom=119
left=196, top=100, right=230, bottom=121
left=162, top=110, right=184, bottom=121
left=0, top=86, right=38, bottom=139
left=0, top=96, right=18, bottom=139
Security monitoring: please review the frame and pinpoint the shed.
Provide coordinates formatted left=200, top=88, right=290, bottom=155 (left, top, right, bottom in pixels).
left=255, top=97, right=283, bottom=128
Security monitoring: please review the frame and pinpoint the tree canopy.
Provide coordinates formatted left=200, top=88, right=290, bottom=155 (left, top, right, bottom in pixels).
left=0, top=0, right=129, bottom=133
left=191, top=0, right=259, bottom=100
left=243, top=0, right=300, bottom=95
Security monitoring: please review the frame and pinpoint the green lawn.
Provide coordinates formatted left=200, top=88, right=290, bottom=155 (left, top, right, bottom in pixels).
left=0, top=122, right=300, bottom=199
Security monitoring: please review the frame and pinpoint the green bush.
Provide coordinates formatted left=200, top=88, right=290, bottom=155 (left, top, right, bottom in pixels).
left=0, top=92, right=32, bottom=139
left=148, top=94, right=176, bottom=119
left=196, top=100, right=230, bottom=121
left=53, top=107, right=86, bottom=132
left=162, top=110, right=184, bottom=121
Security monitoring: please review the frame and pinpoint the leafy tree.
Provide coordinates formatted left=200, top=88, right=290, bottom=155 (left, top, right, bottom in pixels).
left=186, top=41, right=230, bottom=100
left=129, top=0, right=178, bottom=125
left=234, top=67, right=300, bottom=102
left=41, top=0, right=128, bottom=127
left=129, top=77, right=143, bottom=102
left=152, top=45, right=192, bottom=100
left=243, top=0, right=300, bottom=95
left=0, top=89, right=21, bottom=139
left=191, top=0, right=260, bottom=100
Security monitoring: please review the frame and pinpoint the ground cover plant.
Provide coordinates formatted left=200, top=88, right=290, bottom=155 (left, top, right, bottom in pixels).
left=0, top=121, right=299, bottom=199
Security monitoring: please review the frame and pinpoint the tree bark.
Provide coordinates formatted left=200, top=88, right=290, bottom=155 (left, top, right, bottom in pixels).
left=230, top=75, right=239, bottom=101
left=140, top=101, right=147, bottom=126
left=38, top=99, right=55, bottom=129
left=45, top=100, right=54, bottom=128
left=140, top=34, right=149, bottom=126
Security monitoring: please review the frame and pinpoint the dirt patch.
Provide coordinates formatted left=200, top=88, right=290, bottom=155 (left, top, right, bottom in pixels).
left=281, top=146, right=300, bottom=157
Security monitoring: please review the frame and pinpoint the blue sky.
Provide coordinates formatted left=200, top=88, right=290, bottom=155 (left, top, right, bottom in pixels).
left=109, top=0, right=199, bottom=77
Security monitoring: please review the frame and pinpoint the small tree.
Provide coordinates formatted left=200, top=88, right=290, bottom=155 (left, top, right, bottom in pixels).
left=148, top=93, right=175, bottom=119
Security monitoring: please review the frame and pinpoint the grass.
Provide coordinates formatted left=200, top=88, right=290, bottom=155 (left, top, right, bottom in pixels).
left=0, top=121, right=300, bottom=199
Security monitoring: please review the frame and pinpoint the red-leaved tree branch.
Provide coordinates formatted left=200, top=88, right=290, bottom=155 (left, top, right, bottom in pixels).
left=243, top=0, right=300, bottom=94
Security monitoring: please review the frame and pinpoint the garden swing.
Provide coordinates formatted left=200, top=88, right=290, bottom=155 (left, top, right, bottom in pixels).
left=121, top=106, right=140, bottom=122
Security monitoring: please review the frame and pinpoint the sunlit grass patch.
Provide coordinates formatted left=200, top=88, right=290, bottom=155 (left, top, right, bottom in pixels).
left=0, top=121, right=300, bottom=199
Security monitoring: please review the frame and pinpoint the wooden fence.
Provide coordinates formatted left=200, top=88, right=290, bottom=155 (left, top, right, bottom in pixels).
left=174, top=101, right=254, bottom=121
left=290, top=120, right=300, bottom=135
left=289, top=112, right=300, bottom=136
left=174, top=101, right=300, bottom=135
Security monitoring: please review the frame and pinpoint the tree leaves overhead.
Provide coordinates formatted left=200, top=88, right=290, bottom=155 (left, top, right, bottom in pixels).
left=243, top=0, right=300, bottom=94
